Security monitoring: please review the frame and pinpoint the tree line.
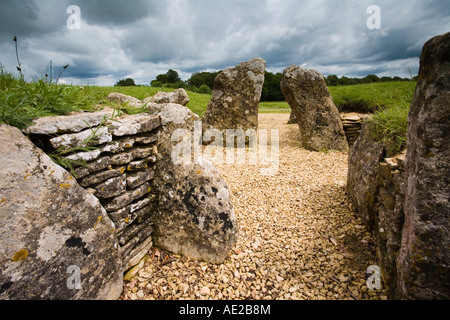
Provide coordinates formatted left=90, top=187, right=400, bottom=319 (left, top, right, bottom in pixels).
left=115, top=70, right=417, bottom=102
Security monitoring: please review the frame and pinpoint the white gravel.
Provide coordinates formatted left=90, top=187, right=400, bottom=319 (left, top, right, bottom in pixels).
left=121, top=113, right=388, bottom=300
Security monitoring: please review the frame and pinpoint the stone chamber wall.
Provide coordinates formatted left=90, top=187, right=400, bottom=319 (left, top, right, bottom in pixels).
left=25, top=111, right=162, bottom=272
left=1, top=86, right=239, bottom=299
left=347, top=32, right=450, bottom=300
left=347, top=123, right=406, bottom=298
left=341, top=113, right=369, bottom=147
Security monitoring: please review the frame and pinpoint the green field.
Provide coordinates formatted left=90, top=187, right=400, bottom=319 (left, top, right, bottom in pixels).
left=330, top=81, right=416, bottom=113
left=1, top=65, right=416, bottom=157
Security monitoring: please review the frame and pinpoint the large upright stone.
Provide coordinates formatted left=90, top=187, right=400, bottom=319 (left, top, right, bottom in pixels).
left=280, top=66, right=348, bottom=152
left=0, top=124, right=123, bottom=300
left=148, top=103, right=239, bottom=264
left=396, top=32, right=450, bottom=300
left=202, top=58, right=266, bottom=136
left=347, top=122, right=385, bottom=230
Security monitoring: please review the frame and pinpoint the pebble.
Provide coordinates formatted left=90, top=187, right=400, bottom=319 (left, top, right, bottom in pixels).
left=121, top=114, right=387, bottom=301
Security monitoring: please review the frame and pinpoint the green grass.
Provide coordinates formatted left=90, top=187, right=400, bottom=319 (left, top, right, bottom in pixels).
left=73, top=85, right=211, bottom=117
left=329, top=82, right=416, bottom=157
left=0, top=70, right=213, bottom=129
left=0, top=66, right=415, bottom=157
left=0, top=67, right=96, bottom=129
left=259, top=101, right=291, bottom=113
left=329, top=81, right=416, bottom=113
left=366, top=103, right=410, bottom=157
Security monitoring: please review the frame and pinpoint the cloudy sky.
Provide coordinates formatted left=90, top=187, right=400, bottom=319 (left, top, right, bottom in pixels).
left=0, top=0, right=449, bottom=86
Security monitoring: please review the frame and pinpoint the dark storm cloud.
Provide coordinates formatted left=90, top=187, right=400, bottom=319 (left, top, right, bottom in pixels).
left=71, top=0, right=165, bottom=26
left=0, top=0, right=67, bottom=39
left=0, top=0, right=449, bottom=85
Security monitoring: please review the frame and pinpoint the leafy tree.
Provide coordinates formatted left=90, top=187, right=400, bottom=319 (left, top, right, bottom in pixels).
left=326, top=75, right=340, bottom=86
left=187, top=71, right=221, bottom=89
left=151, top=69, right=183, bottom=87
left=339, top=76, right=352, bottom=86
left=150, top=80, right=163, bottom=88
left=115, top=78, right=136, bottom=87
left=261, top=72, right=284, bottom=101
left=363, top=74, right=380, bottom=83
left=166, top=69, right=181, bottom=83
left=197, top=84, right=212, bottom=94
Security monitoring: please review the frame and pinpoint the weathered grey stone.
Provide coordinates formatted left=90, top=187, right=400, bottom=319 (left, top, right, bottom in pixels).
left=132, top=146, right=154, bottom=159
left=126, top=168, right=155, bottom=189
left=144, top=88, right=190, bottom=106
left=115, top=199, right=156, bottom=236
left=107, top=114, right=161, bottom=137
left=66, top=149, right=102, bottom=162
left=118, top=219, right=153, bottom=246
left=122, top=236, right=153, bottom=272
left=100, top=141, right=122, bottom=154
left=74, top=157, right=111, bottom=179
left=108, top=206, right=132, bottom=224
left=110, top=152, right=134, bottom=166
left=396, top=32, right=450, bottom=300
left=347, top=122, right=405, bottom=298
left=134, top=133, right=158, bottom=145
left=117, top=137, right=136, bottom=150
left=287, top=110, right=297, bottom=124
left=0, top=124, right=123, bottom=300
left=104, top=182, right=151, bottom=212
left=24, top=111, right=114, bottom=135
left=281, top=66, right=348, bottom=152
left=126, top=156, right=156, bottom=171
left=92, top=176, right=127, bottom=200
left=202, top=58, right=266, bottom=140
left=149, top=103, right=239, bottom=264
left=107, top=93, right=143, bottom=107
left=347, top=122, right=385, bottom=230
left=78, top=169, right=122, bottom=188
left=374, top=156, right=405, bottom=296
left=50, top=127, right=112, bottom=149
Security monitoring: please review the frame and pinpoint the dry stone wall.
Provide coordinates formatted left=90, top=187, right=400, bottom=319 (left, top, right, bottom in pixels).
left=348, top=123, right=407, bottom=299
left=0, top=123, right=123, bottom=300
left=341, top=113, right=369, bottom=147
left=1, top=88, right=240, bottom=299
left=348, top=32, right=450, bottom=300
left=25, top=111, right=161, bottom=272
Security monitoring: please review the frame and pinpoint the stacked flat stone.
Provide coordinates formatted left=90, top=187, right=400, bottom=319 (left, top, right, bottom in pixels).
left=25, top=111, right=161, bottom=271
left=341, top=113, right=370, bottom=147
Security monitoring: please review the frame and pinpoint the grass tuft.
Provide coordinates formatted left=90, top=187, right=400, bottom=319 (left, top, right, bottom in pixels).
left=366, top=104, right=410, bottom=157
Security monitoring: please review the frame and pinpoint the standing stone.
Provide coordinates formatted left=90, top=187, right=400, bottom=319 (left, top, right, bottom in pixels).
left=287, top=110, right=297, bottom=124
left=148, top=103, right=239, bottom=264
left=347, top=122, right=385, bottom=230
left=202, top=58, right=266, bottom=139
left=280, top=66, right=348, bottom=152
left=0, top=124, right=123, bottom=300
left=396, top=32, right=450, bottom=300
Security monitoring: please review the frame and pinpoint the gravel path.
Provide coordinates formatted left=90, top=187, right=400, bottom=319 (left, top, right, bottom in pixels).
left=122, top=113, right=388, bottom=300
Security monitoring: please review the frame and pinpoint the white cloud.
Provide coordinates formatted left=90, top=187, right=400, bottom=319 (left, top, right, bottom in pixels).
left=0, top=0, right=449, bottom=85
